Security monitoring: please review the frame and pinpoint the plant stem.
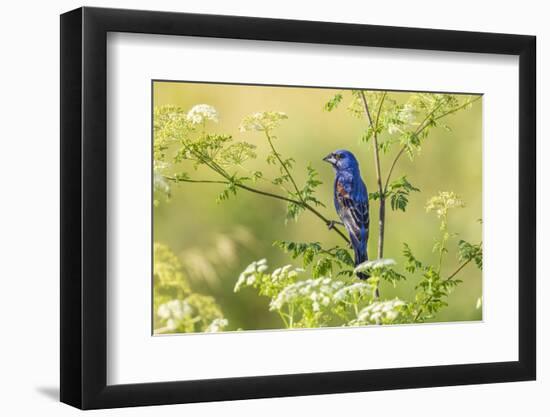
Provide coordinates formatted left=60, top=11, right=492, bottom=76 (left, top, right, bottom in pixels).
left=237, top=163, right=293, bottom=195
left=179, top=131, right=351, bottom=244
left=360, top=91, right=385, bottom=258
left=165, top=177, right=228, bottom=185
left=237, top=182, right=350, bottom=243
left=413, top=257, right=474, bottom=322
left=437, top=234, right=448, bottom=275
left=261, top=131, right=351, bottom=242
left=165, top=176, right=351, bottom=244
left=352, top=294, right=360, bottom=316
left=384, top=96, right=481, bottom=191
left=264, top=131, right=304, bottom=204
left=278, top=311, right=290, bottom=328
left=436, top=213, right=449, bottom=275
left=360, top=91, right=385, bottom=298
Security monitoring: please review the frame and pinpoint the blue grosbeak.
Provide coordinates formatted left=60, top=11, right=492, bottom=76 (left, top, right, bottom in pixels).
left=323, top=150, right=370, bottom=279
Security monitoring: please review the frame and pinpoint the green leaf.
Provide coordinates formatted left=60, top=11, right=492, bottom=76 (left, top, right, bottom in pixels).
left=402, top=243, right=423, bottom=273
left=458, top=240, right=483, bottom=269
left=361, top=127, right=374, bottom=143
left=390, top=192, right=408, bottom=211
left=312, top=257, right=333, bottom=278
left=385, top=176, right=420, bottom=212
left=324, top=93, right=343, bottom=112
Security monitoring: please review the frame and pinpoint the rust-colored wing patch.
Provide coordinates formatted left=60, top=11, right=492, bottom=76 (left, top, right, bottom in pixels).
left=336, top=180, right=350, bottom=199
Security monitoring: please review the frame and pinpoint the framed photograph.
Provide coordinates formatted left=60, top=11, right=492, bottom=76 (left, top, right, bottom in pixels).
left=60, top=6, right=536, bottom=409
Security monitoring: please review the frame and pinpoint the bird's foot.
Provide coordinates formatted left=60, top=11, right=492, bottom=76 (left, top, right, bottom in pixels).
left=327, top=220, right=344, bottom=230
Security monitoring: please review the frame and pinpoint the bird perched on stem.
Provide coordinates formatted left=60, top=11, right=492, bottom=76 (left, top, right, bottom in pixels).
left=323, top=150, right=370, bottom=279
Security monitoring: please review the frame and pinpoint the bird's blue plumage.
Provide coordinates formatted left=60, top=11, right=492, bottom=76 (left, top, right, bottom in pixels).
left=323, top=150, right=369, bottom=278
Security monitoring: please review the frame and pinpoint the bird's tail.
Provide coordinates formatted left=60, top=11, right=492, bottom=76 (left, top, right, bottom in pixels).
left=354, top=248, right=370, bottom=280
left=356, top=271, right=369, bottom=280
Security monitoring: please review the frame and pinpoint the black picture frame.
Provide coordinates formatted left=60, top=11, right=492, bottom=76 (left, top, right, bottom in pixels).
left=60, top=6, right=536, bottom=410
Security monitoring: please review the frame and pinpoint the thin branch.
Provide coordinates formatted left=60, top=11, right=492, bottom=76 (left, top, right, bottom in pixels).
left=265, top=130, right=304, bottom=203
left=383, top=146, right=407, bottom=192
left=374, top=92, right=387, bottom=130
left=434, top=96, right=482, bottom=123
left=413, top=251, right=479, bottom=323
left=384, top=96, right=481, bottom=192
left=166, top=175, right=298, bottom=205
left=187, top=148, right=231, bottom=180
left=360, top=91, right=385, bottom=256
left=236, top=163, right=293, bottom=195
left=383, top=102, right=444, bottom=192
left=165, top=174, right=351, bottom=244
left=361, top=91, right=375, bottom=126
left=165, top=176, right=228, bottom=185
left=360, top=90, right=386, bottom=299
left=445, top=257, right=472, bottom=281
left=239, top=182, right=350, bottom=244
left=179, top=146, right=351, bottom=244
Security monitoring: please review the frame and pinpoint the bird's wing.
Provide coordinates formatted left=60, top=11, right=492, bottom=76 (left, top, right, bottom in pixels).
left=335, top=178, right=369, bottom=248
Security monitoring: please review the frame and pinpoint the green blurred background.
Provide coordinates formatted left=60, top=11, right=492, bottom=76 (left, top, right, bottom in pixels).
left=153, top=81, right=482, bottom=331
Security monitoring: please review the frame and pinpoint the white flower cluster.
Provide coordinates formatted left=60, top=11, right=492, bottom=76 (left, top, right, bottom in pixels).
left=425, top=191, right=465, bottom=219
left=153, top=160, right=171, bottom=195
left=333, top=282, right=374, bottom=302
left=270, top=277, right=345, bottom=312
left=353, top=298, right=406, bottom=324
left=205, top=318, right=229, bottom=333
left=399, top=103, right=416, bottom=124
left=157, top=299, right=194, bottom=331
left=153, top=160, right=169, bottom=171
left=239, top=111, right=288, bottom=133
left=186, top=104, right=219, bottom=125
left=157, top=298, right=228, bottom=333
left=234, top=259, right=269, bottom=292
left=153, top=171, right=170, bottom=195
left=354, top=258, right=396, bottom=274
left=388, top=103, right=416, bottom=135
left=271, top=264, right=304, bottom=283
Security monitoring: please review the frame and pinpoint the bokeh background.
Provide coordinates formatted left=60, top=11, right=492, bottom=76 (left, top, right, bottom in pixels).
left=153, top=81, right=482, bottom=332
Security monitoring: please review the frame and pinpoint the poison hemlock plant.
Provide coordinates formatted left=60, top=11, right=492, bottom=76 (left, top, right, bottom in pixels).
left=154, top=242, right=228, bottom=334
left=153, top=91, right=482, bottom=331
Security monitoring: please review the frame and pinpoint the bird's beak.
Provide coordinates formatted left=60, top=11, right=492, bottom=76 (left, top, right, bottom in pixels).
left=323, top=153, right=337, bottom=165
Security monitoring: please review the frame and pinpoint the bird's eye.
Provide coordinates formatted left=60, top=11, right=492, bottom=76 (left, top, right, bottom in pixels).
left=338, top=153, right=344, bottom=159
